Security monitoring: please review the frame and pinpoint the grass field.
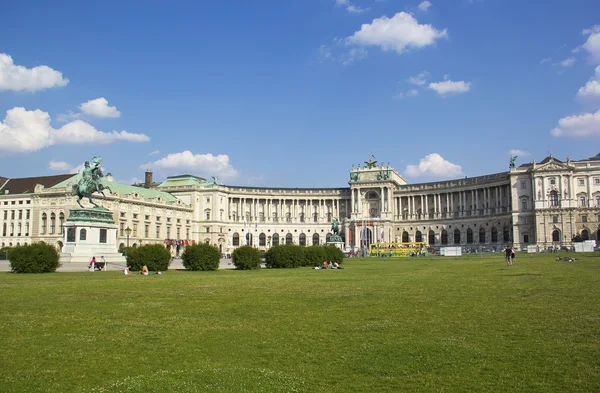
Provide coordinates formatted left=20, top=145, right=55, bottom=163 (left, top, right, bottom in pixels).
left=1, top=253, right=599, bottom=392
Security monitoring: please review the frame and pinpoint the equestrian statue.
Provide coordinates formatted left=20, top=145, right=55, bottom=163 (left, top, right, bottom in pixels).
left=71, top=156, right=112, bottom=208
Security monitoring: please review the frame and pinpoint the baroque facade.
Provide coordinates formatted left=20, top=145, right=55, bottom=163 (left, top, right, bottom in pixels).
left=1, top=153, right=599, bottom=253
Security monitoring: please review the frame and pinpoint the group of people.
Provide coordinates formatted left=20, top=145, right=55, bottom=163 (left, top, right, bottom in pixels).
left=504, top=246, right=516, bottom=266
left=88, top=256, right=106, bottom=271
left=316, top=261, right=342, bottom=270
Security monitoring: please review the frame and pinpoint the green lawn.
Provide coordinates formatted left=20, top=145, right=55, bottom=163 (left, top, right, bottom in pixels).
left=1, top=253, right=599, bottom=392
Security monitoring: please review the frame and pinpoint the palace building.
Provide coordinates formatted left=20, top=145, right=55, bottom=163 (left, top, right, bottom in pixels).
left=1, top=154, right=599, bottom=253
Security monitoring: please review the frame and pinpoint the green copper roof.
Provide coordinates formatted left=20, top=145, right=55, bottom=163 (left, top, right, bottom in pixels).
left=52, top=174, right=179, bottom=203
left=157, top=175, right=213, bottom=188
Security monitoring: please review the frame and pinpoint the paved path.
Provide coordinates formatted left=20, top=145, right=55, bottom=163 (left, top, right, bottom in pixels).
left=0, top=258, right=237, bottom=272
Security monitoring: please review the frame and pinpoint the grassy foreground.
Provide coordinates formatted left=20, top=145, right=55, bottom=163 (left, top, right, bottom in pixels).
left=1, top=253, right=599, bottom=392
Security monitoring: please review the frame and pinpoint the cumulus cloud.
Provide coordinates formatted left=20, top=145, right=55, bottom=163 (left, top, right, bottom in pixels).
left=407, top=71, right=429, bottom=85
left=582, top=25, right=600, bottom=63
left=405, top=153, right=464, bottom=178
left=576, top=65, right=600, bottom=99
left=393, top=89, right=419, bottom=99
left=141, top=150, right=238, bottom=179
left=79, top=97, right=121, bottom=118
left=418, top=1, right=432, bottom=11
left=508, top=149, right=530, bottom=157
left=0, top=53, right=69, bottom=92
left=428, top=79, right=471, bottom=95
left=557, top=57, right=576, bottom=67
left=551, top=109, right=600, bottom=137
left=0, top=107, right=149, bottom=153
left=346, top=12, right=447, bottom=55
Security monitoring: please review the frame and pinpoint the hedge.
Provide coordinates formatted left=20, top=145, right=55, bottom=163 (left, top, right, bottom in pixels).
left=232, top=246, right=262, bottom=270
left=126, top=244, right=172, bottom=271
left=182, top=243, right=220, bottom=271
left=9, top=242, right=60, bottom=273
left=303, top=246, right=327, bottom=267
left=265, top=244, right=305, bottom=268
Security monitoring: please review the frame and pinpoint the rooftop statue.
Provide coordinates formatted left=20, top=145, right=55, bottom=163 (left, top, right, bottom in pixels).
left=509, top=155, right=518, bottom=169
left=72, top=156, right=112, bottom=208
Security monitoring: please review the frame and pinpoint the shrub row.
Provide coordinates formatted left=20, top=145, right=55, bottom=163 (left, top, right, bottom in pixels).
left=126, top=243, right=172, bottom=271
left=265, top=245, right=344, bottom=268
left=182, top=243, right=220, bottom=271
left=232, top=246, right=262, bottom=270
left=9, top=242, right=60, bottom=273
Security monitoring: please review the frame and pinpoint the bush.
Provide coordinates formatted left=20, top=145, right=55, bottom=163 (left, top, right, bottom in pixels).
left=323, top=245, right=345, bottom=265
left=182, top=243, right=220, bottom=271
left=232, top=246, right=261, bottom=270
left=265, top=244, right=304, bottom=268
left=304, top=246, right=326, bottom=267
left=126, top=244, right=172, bottom=271
left=9, top=242, right=60, bottom=273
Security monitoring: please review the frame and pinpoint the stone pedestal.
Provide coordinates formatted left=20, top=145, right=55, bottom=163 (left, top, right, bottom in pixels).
left=326, top=233, right=345, bottom=251
left=59, top=208, right=126, bottom=266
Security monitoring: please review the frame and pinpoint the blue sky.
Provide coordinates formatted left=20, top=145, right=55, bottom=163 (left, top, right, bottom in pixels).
left=1, top=0, right=600, bottom=188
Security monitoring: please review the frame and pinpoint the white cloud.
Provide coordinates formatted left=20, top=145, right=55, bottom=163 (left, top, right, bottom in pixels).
left=346, top=12, right=447, bottom=55
left=428, top=79, right=470, bottom=95
left=540, top=57, right=552, bottom=64
left=0, top=107, right=150, bottom=153
left=148, top=150, right=160, bottom=156
left=341, top=47, right=368, bottom=65
left=558, top=57, right=576, bottom=67
left=508, top=149, right=530, bottom=157
left=393, top=89, right=419, bottom=99
left=0, top=53, right=69, bottom=92
left=551, top=109, right=600, bottom=137
left=576, top=65, right=600, bottom=99
left=335, top=0, right=368, bottom=13
left=79, top=97, right=121, bottom=118
left=407, top=71, right=429, bottom=85
left=48, top=160, right=82, bottom=174
left=418, top=1, right=432, bottom=11
left=582, top=25, right=600, bottom=63
left=141, top=150, right=239, bottom=179
left=404, top=153, right=464, bottom=178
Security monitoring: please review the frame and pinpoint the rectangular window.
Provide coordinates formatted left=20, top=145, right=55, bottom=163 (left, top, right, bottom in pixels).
left=578, top=178, right=585, bottom=186
left=11, top=211, right=15, bottom=219
left=579, top=197, right=586, bottom=207
left=595, top=178, right=600, bottom=185
left=521, top=200, right=527, bottom=211
left=597, top=196, right=600, bottom=206
left=133, top=214, right=138, bottom=219
left=119, top=222, right=124, bottom=236
left=26, top=200, right=30, bottom=204
left=156, top=225, right=160, bottom=238
left=145, top=215, right=150, bottom=220
left=120, top=212, right=126, bottom=218
left=156, top=216, right=161, bottom=222
left=18, top=200, right=22, bottom=205
left=549, top=178, right=556, bottom=185
left=2, top=211, right=6, bottom=220
left=205, top=227, right=209, bottom=233
left=177, top=227, right=181, bottom=238
left=520, top=181, right=526, bottom=189
left=552, top=215, right=558, bottom=224
left=26, top=210, right=30, bottom=219
left=166, top=227, right=171, bottom=238
left=145, top=225, right=149, bottom=238
left=133, top=223, right=138, bottom=237
left=186, top=228, right=190, bottom=239
left=67, top=228, right=75, bottom=242
left=99, top=229, right=107, bottom=244
left=582, top=215, right=587, bottom=223
left=18, top=210, right=22, bottom=219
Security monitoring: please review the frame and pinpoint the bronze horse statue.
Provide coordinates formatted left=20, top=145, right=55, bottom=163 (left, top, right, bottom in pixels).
left=71, top=158, right=112, bottom=208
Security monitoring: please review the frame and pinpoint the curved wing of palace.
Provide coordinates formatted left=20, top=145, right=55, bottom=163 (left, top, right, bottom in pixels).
left=1, top=153, right=599, bottom=253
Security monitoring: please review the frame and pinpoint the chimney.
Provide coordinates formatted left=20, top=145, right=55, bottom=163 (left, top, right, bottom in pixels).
left=105, top=173, right=113, bottom=182
left=145, top=170, right=153, bottom=188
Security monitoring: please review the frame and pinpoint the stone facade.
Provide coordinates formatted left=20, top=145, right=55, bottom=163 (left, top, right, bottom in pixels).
left=1, top=154, right=599, bottom=253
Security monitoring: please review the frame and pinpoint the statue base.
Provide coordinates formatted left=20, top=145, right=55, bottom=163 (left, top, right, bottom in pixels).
left=59, top=208, right=125, bottom=266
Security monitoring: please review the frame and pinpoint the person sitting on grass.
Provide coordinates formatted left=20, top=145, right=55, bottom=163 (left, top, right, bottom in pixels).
left=321, top=261, right=329, bottom=270
left=140, top=265, right=149, bottom=275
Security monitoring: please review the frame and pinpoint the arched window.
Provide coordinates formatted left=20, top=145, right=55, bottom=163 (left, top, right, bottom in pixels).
left=80, top=228, right=87, bottom=241
left=428, top=230, right=435, bottom=245
left=415, top=231, right=422, bottom=243
left=285, top=233, right=293, bottom=244
left=479, top=227, right=486, bottom=243
left=466, top=228, right=473, bottom=244
left=299, top=233, right=306, bottom=246
left=549, top=191, right=559, bottom=207
left=312, top=233, right=320, bottom=246
left=581, top=230, right=589, bottom=241
left=402, top=231, right=409, bottom=243
left=454, top=229, right=461, bottom=244
left=50, top=213, right=56, bottom=234
left=272, top=233, right=279, bottom=246
left=259, top=233, right=266, bottom=246
left=41, top=213, right=47, bottom=235
left=491, top=227, right=498, bottom=243
left=441, top=230, right=448, bottom=245
left=59, top=212, right=65, bottom=234
left=503, top=226, right=510, bottom=242
left=552, top=229, right=560, bottom=242
left=232, top=232, right=240, bottom=246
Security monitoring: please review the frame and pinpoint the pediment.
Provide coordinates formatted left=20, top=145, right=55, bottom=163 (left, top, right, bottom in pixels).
left=534, top=161, right=570, bottom=172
